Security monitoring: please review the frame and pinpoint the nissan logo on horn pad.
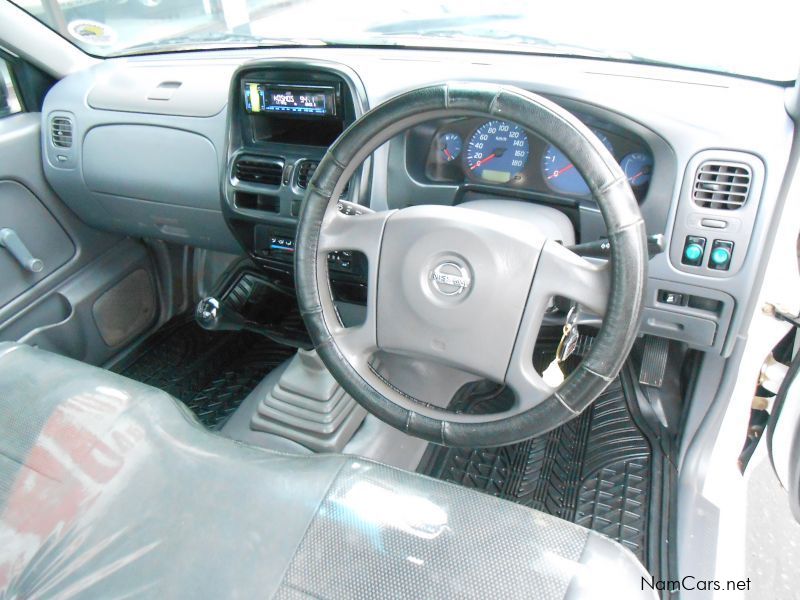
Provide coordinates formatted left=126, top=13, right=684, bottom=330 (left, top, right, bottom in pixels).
left=430, top=262, right=471, bottom=296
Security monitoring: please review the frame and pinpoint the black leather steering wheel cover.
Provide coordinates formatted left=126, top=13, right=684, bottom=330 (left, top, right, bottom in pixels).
left=296, top=83, right=647, bottom=447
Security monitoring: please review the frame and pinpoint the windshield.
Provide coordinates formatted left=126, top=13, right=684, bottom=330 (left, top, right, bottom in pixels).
left=10, top=0, right=798, bottom=81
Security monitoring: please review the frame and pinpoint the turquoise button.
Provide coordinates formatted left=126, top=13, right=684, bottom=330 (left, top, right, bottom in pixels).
left=711, top=247, right=730, bottom=265
left=684, top=244, right=703, bottom=262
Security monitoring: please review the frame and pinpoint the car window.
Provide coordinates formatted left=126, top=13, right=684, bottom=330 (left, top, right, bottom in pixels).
left=0, top=59, right=22, bottom=118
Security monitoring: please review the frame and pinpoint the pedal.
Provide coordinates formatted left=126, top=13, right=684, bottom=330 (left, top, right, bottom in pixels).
left=639, top=335, right=669, bottom=387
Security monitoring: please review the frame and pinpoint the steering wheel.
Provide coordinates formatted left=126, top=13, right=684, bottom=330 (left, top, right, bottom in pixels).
left=295, top=83, right=647, bottom=447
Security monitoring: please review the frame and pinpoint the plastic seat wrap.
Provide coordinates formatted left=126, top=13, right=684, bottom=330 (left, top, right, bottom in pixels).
left=0, top=343, right=654, bottom=599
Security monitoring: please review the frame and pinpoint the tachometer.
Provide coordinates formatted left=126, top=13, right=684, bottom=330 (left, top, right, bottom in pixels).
left=541, top=131, right=614, bottom=195
left=466, top=120, right=530, bottom=183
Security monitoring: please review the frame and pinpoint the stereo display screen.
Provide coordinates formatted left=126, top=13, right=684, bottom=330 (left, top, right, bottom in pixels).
left=244, top=83, right=336, bottom=117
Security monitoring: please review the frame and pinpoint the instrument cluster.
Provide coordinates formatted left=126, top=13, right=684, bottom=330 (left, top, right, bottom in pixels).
left=415, top=116, right=653, bottom=201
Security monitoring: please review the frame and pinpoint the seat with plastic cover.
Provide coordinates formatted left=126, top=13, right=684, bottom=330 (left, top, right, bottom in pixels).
left=0, top=342, right=655, bottom=599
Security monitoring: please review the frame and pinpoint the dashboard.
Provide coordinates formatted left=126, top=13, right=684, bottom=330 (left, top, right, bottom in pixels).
left=38, top=48, right=795, bottom=358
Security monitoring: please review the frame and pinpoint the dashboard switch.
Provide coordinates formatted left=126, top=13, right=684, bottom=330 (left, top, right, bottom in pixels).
left=708, top=240, right=734, bottom=270
left=658, top=290, right=685, bottom=306
left=682, top=236, right=706, bottom=266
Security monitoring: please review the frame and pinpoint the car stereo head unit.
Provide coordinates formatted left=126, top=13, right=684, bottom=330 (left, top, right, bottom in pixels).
left=244, top=82, right=337, bottom=117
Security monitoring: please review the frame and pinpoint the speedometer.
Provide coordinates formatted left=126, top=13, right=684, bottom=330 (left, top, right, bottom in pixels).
left=466, top=120, right=530, bottom=184
left=541, top=130, right=614, bottom=196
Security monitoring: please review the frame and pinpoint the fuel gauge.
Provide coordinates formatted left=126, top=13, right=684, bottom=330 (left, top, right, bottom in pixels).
left=437, top=132, right=462, bottom=162
left=620, top=152, right=653, bottom=188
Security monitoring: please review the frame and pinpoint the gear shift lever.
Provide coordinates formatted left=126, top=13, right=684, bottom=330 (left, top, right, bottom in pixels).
left=195, top=297, right=246, bottom=331
left=195, top=296, right=312, bottom=350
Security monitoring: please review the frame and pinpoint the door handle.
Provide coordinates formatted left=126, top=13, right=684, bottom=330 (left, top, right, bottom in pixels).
left=0, top=228, right=44, bottom=273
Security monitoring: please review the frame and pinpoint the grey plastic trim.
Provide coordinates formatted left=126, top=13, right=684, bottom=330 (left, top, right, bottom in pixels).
left=220, top=360, right=315, bottom=454
left=250, top=350, right=367, bottom=453
left=0, top=113, right=121, bottom=334
left=41, top=61, right=240, bottom=253
left=0, top=180, right=74, bottom=297
left=677, top=118, right=800, bottom=587
left=459, top=199, right=576, bottom=245
left=87, top=63, right=236, bottom=117
left=641, top=277, right=734, bottom=352
left=221, top=58, right=370, bottom=242
left=6, top=240, right=158, bottom=365
left=82, top=124, right=221, bottom=210
left=668, top=150, right=765, bottom=278
left=641, top=308, right=716, bottom=347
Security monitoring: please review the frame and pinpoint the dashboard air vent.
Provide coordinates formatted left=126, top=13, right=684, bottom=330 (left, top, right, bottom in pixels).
left=234, top=157, right=284, bottom=186
left=296, top=159, right=349, bottom=194
left=51, top=116, right=73, bottom=148
left=296, top=159, right=318, bottom=189
left=692, top=161, right=751, bottom=210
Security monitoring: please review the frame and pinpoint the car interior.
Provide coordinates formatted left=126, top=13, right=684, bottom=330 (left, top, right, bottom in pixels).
left=1, top=1, right=799, bottom=598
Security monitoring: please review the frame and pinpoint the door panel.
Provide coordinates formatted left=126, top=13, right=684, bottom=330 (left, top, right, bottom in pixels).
left=0, top=113, right=118, bottom=317
left=14, top=241, right=159, bottom=363
left=0, top=180, right=75, bottom=306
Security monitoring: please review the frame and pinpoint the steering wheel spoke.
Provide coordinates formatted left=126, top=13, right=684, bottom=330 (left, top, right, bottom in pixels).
left=503, top=240, right=610, bottom=413
left=330, top=317, right=379, bottom=368
left=535, top=240, right=610, bottom=316
left=316, top=210, right=390, bottom=368
left=504, top=354, right=558, bottom=415
left=317, top=209, right=391, bottom=256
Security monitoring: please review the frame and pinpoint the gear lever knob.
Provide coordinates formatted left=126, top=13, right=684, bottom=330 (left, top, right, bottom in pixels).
left=195, top=297, right=246, bottom=331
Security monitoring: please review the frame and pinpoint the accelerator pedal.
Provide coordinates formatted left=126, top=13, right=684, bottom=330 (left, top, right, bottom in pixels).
left=638, top=335, right=670, bottom=388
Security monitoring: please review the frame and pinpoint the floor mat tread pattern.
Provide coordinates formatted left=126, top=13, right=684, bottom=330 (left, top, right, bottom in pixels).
left=114, top=319, right=294, bottom=430
left=420, top=376, right=654, bottom=564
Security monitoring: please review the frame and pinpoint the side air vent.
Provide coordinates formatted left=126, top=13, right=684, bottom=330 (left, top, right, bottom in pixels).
left=51, top=116, right=73, bottom=148
left=296, top=159, right=318, bottom=189
left=233, top=156, right=284, bottom=186
left=692, top=161, right=751, bottom=210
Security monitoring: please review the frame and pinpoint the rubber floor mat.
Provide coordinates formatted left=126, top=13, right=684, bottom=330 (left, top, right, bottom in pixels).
left=113, top=318, right=295, bottom=429
left=419, top=359, right=655, bottom=565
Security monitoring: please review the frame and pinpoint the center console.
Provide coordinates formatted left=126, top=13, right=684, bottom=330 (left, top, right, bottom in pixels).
left=222, top=60, right=370, bottom=302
